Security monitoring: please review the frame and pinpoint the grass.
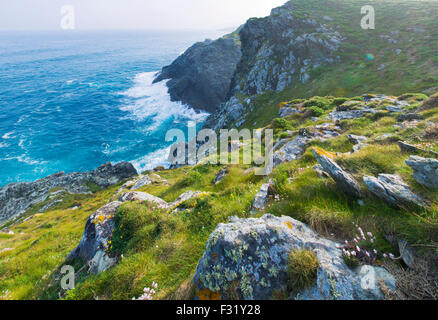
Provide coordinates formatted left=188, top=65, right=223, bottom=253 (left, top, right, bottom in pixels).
left=1, top=90, right=437, bottom=300
left=287, top=249, right=320, bottom=291
left=1, top=0, right=438, bottom=300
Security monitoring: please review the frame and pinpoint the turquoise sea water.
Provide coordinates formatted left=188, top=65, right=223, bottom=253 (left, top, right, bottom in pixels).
left=0, top=30, right=219, bottom=187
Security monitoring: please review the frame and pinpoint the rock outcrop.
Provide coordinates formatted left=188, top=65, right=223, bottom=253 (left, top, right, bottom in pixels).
left=0, top=162, right=137, bottom=225
left=153, top=36, right=241, bottom=113
left=313, top=148, right=362, bottom=197
left=213, top=168, right=228, bottom=185
left=405, top=156, right=438, bottom=189
left=251, top=180, right=274, bottom=213
left=363, top=174, right=426, bottom=207
left=194, top=214, right=395, bottom=300
left=67, top=202, right=121, bottom=274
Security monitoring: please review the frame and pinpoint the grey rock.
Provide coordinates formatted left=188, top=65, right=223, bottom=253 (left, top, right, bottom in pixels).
left=131, top=175, right=152, bottom=190
left=251, top=180, right=274, bottom=212
left=328, top=108, right=375, bottom=121
left=0, top=162, right=137, bottom=225
left=213, top=168, right=228, bottom=185
left=405, top=156, right=438, bottom=189
left=398, top=141, right=438, bottom=157
left=119, top=191, right=169, bottom=209
left=194, top=214, right=395, bottom=300
left=348, top=135, right=367, bottom=145
left=397, top=113, right=423, bottom=122
left=313, top=149, right=362, bottom=197
left=273, top=135, right=309, bottom=167
left=153, top=37, right=241, bottom=113
left=67, top=202, right=121, bottom=274
left=363, top=174, right=426, bottom=207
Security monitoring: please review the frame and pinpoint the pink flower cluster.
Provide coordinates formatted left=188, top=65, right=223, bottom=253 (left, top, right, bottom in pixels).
left=133, top=282, right=158, bottom=300
left=339, top=223, right=395, bottom=265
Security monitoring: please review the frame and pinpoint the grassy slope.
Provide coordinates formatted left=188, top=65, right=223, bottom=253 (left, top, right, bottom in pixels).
left=1, top=92, right=436, bottom=300
left=244, top=0, right=438, bottom=129
left=1, top=0, right=438, bottom=300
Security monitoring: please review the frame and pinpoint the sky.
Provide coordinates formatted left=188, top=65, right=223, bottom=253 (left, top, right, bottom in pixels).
left=0, top=0, right=287, bottom=31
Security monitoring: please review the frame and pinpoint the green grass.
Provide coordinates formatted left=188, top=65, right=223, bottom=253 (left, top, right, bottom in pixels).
left=287, top=249, right=320, bottom=292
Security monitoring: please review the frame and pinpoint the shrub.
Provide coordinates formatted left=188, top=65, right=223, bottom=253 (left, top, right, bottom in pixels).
left=302, top=97, right=333, bottom=110
left=272, top=118, right=293, bottom=132
left=287, top=249, right=320, bottom=291
left=310, top=106, right=324, bottom=117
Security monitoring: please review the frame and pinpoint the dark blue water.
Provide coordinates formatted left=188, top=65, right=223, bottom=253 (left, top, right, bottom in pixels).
left=0, top=30, right=219, bottom=187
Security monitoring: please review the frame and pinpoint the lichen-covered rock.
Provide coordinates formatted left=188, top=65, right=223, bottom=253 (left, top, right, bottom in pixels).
left=0, top=162, right=137, bottom=225
left=398, top=141, right=438, bottom=157
left=67, top=202, right=121, bottom=274
left=348, top=134, right=368, bottom=153
left=131, top=175, right=152, bottom=190
left=273, top=135, right=310, bottom=167
left=312, top=148, right=362, bottom=197
left=328, top=108, right=375, bottom=121
left=193, top=214, right=395, bottom=300
left=251, top=180, right=274, bottom=213
left=119, top=191, right=169, bottom=209
left=405, top=156, right=438, bottom=189
left=363, top=174, right=426, bottom=207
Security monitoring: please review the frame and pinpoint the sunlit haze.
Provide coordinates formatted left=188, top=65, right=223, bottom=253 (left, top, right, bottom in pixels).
left=0, top=0, right=288, bottom=31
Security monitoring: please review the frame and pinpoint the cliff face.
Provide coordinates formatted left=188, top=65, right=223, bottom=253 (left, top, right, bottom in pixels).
left=204, top=3, right=342, bottom=129
left=157, top=0, right=438, bottom=130
left=156, top=1, right=342, bottom=128
left=231, top=5, right=341, bottom=96
left=153, top=37, right=242, bottom=113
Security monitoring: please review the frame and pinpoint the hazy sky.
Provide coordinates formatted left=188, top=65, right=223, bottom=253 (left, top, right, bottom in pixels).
left=0, top=0, right=287, bottom=31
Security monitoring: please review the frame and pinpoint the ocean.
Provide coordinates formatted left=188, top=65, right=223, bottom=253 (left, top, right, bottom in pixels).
left=0, top=30, right=221, bottom=188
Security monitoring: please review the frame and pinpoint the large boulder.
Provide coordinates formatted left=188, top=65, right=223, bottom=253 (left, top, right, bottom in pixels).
left=405, top=156, right=438, bottom=189
left=363, top=174, right=426, bottom=207
left=153, top=37, right=241, bottom=113
left=67, top=202, right=121, bottom=274
left=193, top=214, right=395, bottom=300
left=312, top=148, right=362, bottom=197
left=0, top=162, right=137, bottom=225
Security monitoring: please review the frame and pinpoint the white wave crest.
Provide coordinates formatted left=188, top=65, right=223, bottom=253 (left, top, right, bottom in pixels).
left=119, top=72, right=209, bottom=131
left=130, top=146, right=171, bottom=173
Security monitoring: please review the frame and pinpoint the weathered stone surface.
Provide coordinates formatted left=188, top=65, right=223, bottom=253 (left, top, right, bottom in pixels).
left=119, top=191, right=169, bottom=209
left=348, top=134, right=367, bottom=145
left=154, top=37, right=241, bottom=113
left=0, top=162, right=137, bottom=225
left=213, top=168, right=228, bottom=185
left=313, top=148, right=362, bottom=197
left=119, top=190, right=206, bottom=211
left=398, top=141, right=438, bottom=157
left=405, top=156, right=438, bottom=189
left=398, top=113, right=423, bottom=122
left=67, top=202, right=121, bottom=274
left=348, top=134, right=368, bottom=153
left=194, top=214, right=395, bottom=300
left=328, top=108, right=375, bottom=121
left=131, top=175, right=152, bottom=190
left=251, top=180, right=274, bottom=213
left=273, top=135, right=309, bottom=167
left=363, top=174, right=425, bottom=207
